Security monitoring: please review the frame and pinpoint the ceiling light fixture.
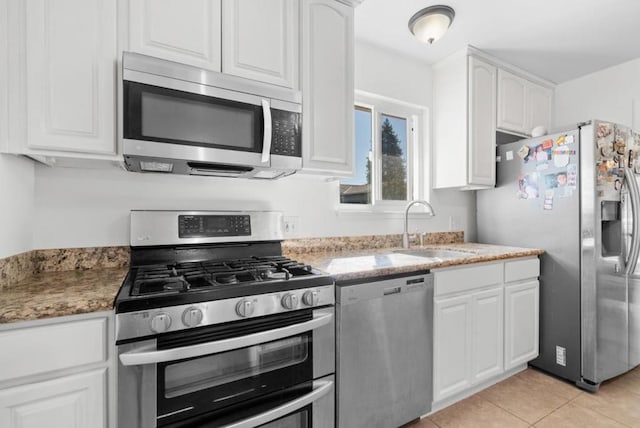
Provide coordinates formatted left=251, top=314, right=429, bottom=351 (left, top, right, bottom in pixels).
left=408, top=5, right=455, bottom=44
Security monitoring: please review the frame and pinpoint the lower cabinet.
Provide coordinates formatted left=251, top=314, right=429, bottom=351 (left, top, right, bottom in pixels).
left=0, top=312, right=114, bottom=428
left=505, top=280, right=540, bottom=370
left=433, top=257, right=539, bottom=405
left=0, top=370, right=106, bottom=428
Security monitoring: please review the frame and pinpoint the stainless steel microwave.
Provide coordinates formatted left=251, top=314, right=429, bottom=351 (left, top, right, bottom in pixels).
left=121, top=52, right=302, bottom=179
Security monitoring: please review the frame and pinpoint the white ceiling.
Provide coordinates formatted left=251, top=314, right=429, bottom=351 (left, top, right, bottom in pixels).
left=355, top=0, right=640, bottom=83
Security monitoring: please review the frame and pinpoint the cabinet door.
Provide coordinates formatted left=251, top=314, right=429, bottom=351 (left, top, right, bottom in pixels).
left=471, top=287, right=504, bottom=383
left=468, top=56, right=496, bottom=186
left=128, top=0, right=222, bottom=71
left=0, top=369, right=106, bottom=428
left=526, top=84, right=552, bottom=134
left=434, top=294, right=472, bottom=401
left=505, top=280, right=540, bottom=370
left=24, top=0, right=116, bottom=155
left=497, top=69, right=527, bottom=134
left=301, top=0, right=354, bottom=176
left=222, top=0, right=298, bottom=89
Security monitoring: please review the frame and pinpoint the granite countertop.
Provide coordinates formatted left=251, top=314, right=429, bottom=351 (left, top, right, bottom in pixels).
left=0, top=267, right=128, bottom=324
left=285, top=242, right=544, bottom=282
left=0, top=234, right=542, bottom=324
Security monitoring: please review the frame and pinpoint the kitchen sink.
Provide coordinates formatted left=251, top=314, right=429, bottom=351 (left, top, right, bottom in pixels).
left=393, top=248, right=475, bottom=260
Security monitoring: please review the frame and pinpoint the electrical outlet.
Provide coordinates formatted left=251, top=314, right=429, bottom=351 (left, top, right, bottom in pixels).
left=284, top=216, right=299, bottom=236
left=556, top=346, right=566, bottom=366
left=448, top=216, right=460, bottom=231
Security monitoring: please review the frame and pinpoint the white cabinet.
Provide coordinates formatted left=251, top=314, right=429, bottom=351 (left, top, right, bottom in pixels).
left=0, top=312, right=114, bottom=428
left=468, top=57, right=498, bottom=186
left=222, top=0, right=299, bottom=89
left=300, top=0, right=354, bottom=176
left=434, top=294, right=472, bottom=400
left=471, top=287, right=504, bottom=383
left=128, top=0, right=299, bottom=89
left=432, top=52, right=496, bottom=189
left=0, top=370, right=106, bottom=428
left=2, top=0, right=118, bottom=158
left=128, top=0, right=222, bottom=71
left=505, top=280, right=540, bottom=369
left=433, top=257, right=539, bottom=406
left=497, top=69, right=552, bottom=136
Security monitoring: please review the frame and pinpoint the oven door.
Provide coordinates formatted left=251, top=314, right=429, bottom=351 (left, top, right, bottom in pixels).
left=118, top=308, right=334, bottom=428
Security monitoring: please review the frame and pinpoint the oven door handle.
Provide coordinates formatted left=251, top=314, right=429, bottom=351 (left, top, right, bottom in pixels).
left=221, top=379, right=333, bottom=428
left=119, top=311, right=333, bottom=366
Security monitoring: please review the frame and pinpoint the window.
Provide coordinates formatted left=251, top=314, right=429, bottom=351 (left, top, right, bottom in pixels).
left=339, top=92, right=425, bottom=208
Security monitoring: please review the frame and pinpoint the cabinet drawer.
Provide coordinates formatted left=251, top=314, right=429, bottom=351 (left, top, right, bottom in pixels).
left=504, top=258, right=540, bottom=283
left=0, top=318, right=107, bottom=382
left=434, top=263, right=503, bottom=296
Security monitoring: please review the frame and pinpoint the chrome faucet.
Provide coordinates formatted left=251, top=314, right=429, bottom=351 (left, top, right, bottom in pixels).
left=403, top=200, right=436, bottom=248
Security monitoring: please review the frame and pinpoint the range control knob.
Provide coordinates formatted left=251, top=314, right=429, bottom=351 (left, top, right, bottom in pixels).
left=182, top=307, right=204, bottom=327
left=281, top=293, right=299, bottom=310
left=236, top=299, right=255, bottom=317
left=150, top=313, right=172, bottom=333
left=303, top=290, right=320, bottom=306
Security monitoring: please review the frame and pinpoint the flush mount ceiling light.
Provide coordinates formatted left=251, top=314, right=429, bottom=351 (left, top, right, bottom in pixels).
left=408, top=5, right=455, bottom=44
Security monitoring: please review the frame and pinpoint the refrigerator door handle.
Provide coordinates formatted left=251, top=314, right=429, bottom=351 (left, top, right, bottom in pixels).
left=625, top=166, right=640, bottom=274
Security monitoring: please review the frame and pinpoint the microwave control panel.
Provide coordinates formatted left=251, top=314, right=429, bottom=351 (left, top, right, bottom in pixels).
left=271, top=109, right=301, bottom=157
left=178, top=215, right=251, bottom=238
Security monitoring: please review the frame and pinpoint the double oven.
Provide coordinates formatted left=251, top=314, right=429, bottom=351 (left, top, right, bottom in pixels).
left=115, top=210, right=335, bottom=428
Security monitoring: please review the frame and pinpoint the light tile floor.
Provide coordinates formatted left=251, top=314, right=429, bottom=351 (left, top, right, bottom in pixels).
left=408, top=366, right=640, bottom=427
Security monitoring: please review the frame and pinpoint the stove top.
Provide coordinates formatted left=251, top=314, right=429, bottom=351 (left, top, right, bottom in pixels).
left=131, top=256, right=315, bottom=296
left=115, top=211, right=335, bottom=334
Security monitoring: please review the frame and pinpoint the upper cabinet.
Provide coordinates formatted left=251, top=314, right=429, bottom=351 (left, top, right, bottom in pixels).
left=128, top=0, right=299, bottom=89
left=222, top=0, right=299, bottom=89
left=432, top=52, right=496, bottom=190
left=433, top=47, right=554, bottom=190
left=128, top=0, right=222, bottom=71
left=300, top=0, right=354, bottom=176
left=1, top=0, right=118, bottom=159
left=497, top=69, right=552, bottom=136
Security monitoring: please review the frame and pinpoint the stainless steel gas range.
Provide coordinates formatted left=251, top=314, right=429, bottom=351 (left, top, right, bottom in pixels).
left=115, top=210, right=335, bottom=428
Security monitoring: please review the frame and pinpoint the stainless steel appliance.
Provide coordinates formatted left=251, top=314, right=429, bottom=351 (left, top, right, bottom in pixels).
left=115, top=210, right=335, bottom=427
left=121, top=53, right=302, bottom=179
left=477, top=120, right=640, bottom=390
left=336, top=271, right=433, bottom=427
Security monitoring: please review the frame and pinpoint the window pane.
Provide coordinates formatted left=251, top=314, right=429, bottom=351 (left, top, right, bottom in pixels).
left=340, top=107, right=372, bottom=204
left=380, top=114, right=408, bottom=200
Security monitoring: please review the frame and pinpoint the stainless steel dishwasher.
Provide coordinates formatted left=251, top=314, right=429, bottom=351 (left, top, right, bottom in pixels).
left=336, top=271, right=433, bottom=428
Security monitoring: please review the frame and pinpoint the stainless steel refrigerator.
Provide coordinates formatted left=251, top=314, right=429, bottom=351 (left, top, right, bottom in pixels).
left=477, top=120, right=640, bottom=390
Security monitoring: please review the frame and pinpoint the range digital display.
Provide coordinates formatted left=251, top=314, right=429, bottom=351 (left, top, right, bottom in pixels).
left=178, top=215, right=251, bottom=238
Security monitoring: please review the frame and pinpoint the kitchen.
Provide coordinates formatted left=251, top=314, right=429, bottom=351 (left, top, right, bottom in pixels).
left=1, top=0, right=640, bottom=427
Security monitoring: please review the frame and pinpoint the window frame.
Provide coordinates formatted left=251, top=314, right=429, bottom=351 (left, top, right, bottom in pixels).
left=338, top=91, right=429, bottom=213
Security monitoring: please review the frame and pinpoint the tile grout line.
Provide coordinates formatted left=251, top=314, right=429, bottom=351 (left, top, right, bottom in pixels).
left=569, top=393, right=635, bottom=428
left=479, top=389, right=568, bottom=426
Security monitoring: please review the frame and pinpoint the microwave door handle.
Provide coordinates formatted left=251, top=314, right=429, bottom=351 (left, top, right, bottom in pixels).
left=220, top=379, right=333, bottom=428
left=261, top=99, right=272, bottom=163
left=119, top=311, right=333, bottom=366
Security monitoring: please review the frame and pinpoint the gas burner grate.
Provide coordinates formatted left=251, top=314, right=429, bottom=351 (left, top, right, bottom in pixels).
left=130, top=256, right=315, bottom=296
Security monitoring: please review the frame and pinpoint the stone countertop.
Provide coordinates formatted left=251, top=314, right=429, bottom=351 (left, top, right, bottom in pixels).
left=285, top=242, right=544, bottom=282
left=0, top=267, right=128, bottom=324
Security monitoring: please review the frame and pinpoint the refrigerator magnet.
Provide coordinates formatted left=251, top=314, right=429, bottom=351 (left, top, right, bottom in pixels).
left=517, top=145, right=530, bottom=161
left=553, top=147, right=570, bottom=167
left=544, top=189, right=554, bottom=210
left=506, top=150, right=514, bottom=161
left=534, top=144, right=550, bottom=161
left=567, top=164, right=577, bottom=188
left=544, top=173, right=558, bottom=189
left=543, top=139, right=554, bottom=149
left=554, top=135, right=565, bottom=146
left=536, top=162, right=549, bottom=171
